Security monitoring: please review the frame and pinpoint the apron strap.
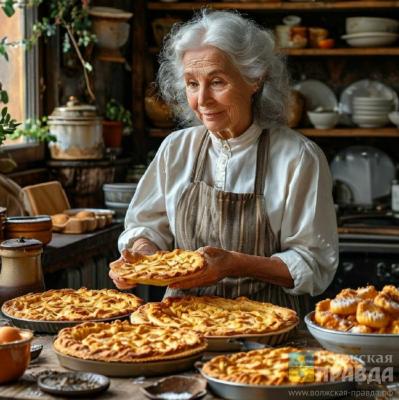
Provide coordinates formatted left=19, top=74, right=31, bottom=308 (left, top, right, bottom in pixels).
left=191, top=129, right=210, bottom=183
left=254, top=129, right=270, bottom=195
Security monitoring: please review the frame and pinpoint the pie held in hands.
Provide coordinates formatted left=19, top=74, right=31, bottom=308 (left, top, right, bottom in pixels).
left=54, top=320, right=207, bottom=362
left=202, top=346, right=363, bottom=385
left=130, top=296, right=298, bottom=337
left=2, top=288, right=143, bottom=322
left=109, top=249, right=206, bottom=286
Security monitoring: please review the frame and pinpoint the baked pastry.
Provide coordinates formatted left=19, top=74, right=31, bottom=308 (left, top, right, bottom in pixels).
left=2, top=288, right=143, bottom=322
left=356, top=300, right=390, bottom=328
left=202, top=347, right=363, bottom=385
left=313, top=285, right=399, bottom=333
left=109, top=249, right=206, bottom=286
left=131, top=296, right=298, bottom=336
left=54, top=320, right=207, bottom=362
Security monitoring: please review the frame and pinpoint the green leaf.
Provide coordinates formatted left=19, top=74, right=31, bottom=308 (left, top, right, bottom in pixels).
left=1, top=91, right=9, bottom=104
left=2, top=0, right=15, bottom=17
left=83, top=62, right=92, bottom=72
left=1, top=107, right=7, bottom=118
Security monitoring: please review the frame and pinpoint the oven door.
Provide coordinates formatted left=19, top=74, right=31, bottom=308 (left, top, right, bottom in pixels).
left=320, top=233, right=399, bottom=300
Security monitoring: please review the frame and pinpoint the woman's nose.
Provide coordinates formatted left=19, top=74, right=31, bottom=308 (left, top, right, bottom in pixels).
left=198, top=85, right=212, bottom=106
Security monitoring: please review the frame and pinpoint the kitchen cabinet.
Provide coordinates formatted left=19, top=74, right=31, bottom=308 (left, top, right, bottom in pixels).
left=131, top=1, right=399, bottom=158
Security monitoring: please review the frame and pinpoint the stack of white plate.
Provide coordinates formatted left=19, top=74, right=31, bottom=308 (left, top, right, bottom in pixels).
left=342, top=17, right=399, bottom=47
left=352, top=96, right=393, bottom=127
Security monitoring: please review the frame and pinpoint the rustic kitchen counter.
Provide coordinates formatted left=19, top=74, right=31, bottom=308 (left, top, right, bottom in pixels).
left=0, top=331, right=394, bottom=400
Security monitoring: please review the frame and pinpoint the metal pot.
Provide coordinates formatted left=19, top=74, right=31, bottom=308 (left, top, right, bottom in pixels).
left=48, top=96, right=104, bottom=160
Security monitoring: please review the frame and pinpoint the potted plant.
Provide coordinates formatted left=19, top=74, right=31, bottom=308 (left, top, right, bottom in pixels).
left=103, top=99, right=132, bottom=148
left=9, top=117, right=56, bottom=143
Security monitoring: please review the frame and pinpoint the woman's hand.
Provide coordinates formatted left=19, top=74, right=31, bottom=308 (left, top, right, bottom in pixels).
left=169, top=246, right=235, bottom=289
left=109, top=238, right=159, bottom=290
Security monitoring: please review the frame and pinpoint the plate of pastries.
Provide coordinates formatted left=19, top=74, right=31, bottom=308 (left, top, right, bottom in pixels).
left=305, top=285, right=399, bottom=367
left=53, top=320, right=207, bottom=377
left=199, top=346, right=364, bottom=400
left=109, top=249, right=207, bottom=286
left=1, top=288, right=143, bottom=333
left=130, top=295, right=299, bottom=351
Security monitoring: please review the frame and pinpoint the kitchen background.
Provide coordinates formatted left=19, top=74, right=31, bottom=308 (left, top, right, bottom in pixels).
left=1, top=0, right=399, bottom=302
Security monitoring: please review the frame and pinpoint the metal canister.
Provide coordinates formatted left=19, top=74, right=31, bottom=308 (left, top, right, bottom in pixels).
left=0, top=238, right=45, bottom=305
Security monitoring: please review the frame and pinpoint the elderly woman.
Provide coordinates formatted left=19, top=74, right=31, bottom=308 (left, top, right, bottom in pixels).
left=110, top=10, right=338, bottom=316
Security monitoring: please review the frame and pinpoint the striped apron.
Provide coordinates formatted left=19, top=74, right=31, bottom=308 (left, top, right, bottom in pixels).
left=164, top=129, right=308, bottom=318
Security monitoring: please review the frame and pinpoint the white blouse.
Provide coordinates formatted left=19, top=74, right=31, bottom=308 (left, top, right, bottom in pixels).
left=119, top=123, right=339, bottom=296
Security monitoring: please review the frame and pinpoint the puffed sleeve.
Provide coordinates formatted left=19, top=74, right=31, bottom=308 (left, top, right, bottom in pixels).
left=272, top=141, right=339, bottom=296
left=118, top=136, right=174, bottom=252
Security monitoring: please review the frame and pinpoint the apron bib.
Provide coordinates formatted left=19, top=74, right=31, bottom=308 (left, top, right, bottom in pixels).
left=164, top=129, right=308, bottom=317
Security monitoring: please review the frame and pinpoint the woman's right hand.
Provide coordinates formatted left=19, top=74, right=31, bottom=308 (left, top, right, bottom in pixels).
left=109, top=238, right=159, bottom=290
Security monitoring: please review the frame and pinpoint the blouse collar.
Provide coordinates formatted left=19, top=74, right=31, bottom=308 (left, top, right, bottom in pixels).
left=209, top=122, right=263, bottom=150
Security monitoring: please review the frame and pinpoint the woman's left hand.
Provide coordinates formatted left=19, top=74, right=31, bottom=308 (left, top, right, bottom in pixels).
left=169, top=246, right=234, bottom=289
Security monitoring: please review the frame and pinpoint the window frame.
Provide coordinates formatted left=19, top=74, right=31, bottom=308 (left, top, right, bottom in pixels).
left=1, top=2, right=43, bottom=164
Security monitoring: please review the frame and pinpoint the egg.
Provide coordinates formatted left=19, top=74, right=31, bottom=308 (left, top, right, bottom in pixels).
left=0, top=326, right=22, bottom=344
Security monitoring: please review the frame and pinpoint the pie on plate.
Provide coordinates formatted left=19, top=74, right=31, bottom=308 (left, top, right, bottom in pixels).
left=202, top=346, right=363, bottom=385
left=54, top=320, right=207, bottom=362
left=130, top=296, right=298, bottom=337
left=2, top=288, right=143, bottom=322
left=109, top=249, right=206, bottom=286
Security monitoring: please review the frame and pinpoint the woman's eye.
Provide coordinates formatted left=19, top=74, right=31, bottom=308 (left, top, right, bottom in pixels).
left=186, top=81, right=198, bottom=89
left=211, top=80, right=224, bottom=86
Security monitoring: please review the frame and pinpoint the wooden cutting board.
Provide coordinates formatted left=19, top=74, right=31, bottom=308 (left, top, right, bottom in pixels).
left=21, top=181, right=70, bottom=216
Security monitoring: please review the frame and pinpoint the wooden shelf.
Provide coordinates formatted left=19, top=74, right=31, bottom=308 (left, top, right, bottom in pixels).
left=148, top=1, right=399, bottom=11
left=149, top=127, right=399, bottom=138
left=283, top=47, right=399, bottom=56
left=299, top=128, right=399, bottom=137
left=150, top=46, right=399, bottom=56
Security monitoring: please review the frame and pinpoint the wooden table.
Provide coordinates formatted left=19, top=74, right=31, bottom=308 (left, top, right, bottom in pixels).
left=0, top=331, right=395, bottom=400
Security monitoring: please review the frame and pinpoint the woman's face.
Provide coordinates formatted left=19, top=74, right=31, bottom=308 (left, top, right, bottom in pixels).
left=183, top=46, right=258, bottom=139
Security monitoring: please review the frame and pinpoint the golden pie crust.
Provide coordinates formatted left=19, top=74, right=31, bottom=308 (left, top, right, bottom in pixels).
left=54, top=320, right=207, bottom=362
left=109, top=249, right=206, bottom=286
left=202, top=347, right=363, bottom=385
left=314, top=285, right=399, bottom=333
left=130, top=296, right=298, bottom=337
left=2, top=288, right=143, bottom=322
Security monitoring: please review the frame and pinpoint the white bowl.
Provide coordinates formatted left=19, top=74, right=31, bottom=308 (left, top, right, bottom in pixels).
left=307, top=111, right=339, bottom=129
left=352, top=114, right=389, bottom=127
left=388, top=111, right=399, bottom=127
left=305, top=312, right=399, bottom=368
left=353, top=105, right=393, bottom=112
left=346, top=17, right=399, bottom=34
left=353, top=96, right=394, bottom=104
left=342, top=32, right=399, bottom=47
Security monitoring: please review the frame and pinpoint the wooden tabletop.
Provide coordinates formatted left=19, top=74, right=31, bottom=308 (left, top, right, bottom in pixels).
left=0, top=331, right=394, bottom=400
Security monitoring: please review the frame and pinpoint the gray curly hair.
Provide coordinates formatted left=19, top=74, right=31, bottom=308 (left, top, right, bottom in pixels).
left=157, top=9, right=290, bottom=130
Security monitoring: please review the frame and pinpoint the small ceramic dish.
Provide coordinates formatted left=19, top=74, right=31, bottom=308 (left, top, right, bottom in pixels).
left=37, top=371, right=110, bottom=398
left=141, top=375, right=207, bottom=400
left=30, top=343, right=43, bottom=361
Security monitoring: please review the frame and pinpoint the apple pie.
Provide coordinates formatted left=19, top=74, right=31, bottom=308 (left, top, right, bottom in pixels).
left=314, top=285, right=399, bottom=333
left=2, top=288, right=143, bottom=322
left=130, top=296, right=298, bottom=337
left=202, top=347, right=364, bottom=385
left=109, top=249, right=206, bottom=286
left=54, top=320, right=207, bottom=362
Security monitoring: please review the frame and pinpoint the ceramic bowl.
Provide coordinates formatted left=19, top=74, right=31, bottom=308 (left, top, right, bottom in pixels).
left=346, top=17, right=399, bottom=34
left=0, top=329, right=33, bottom=383
left=305, top=312, right=399, bottom=368
left=352, top=114, right=389, bottom=127
left=388, top=111, right=399, bottom=127
left=341, top=32, right=399, bottom=47
left=307, top=111, right=339, bottom=129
